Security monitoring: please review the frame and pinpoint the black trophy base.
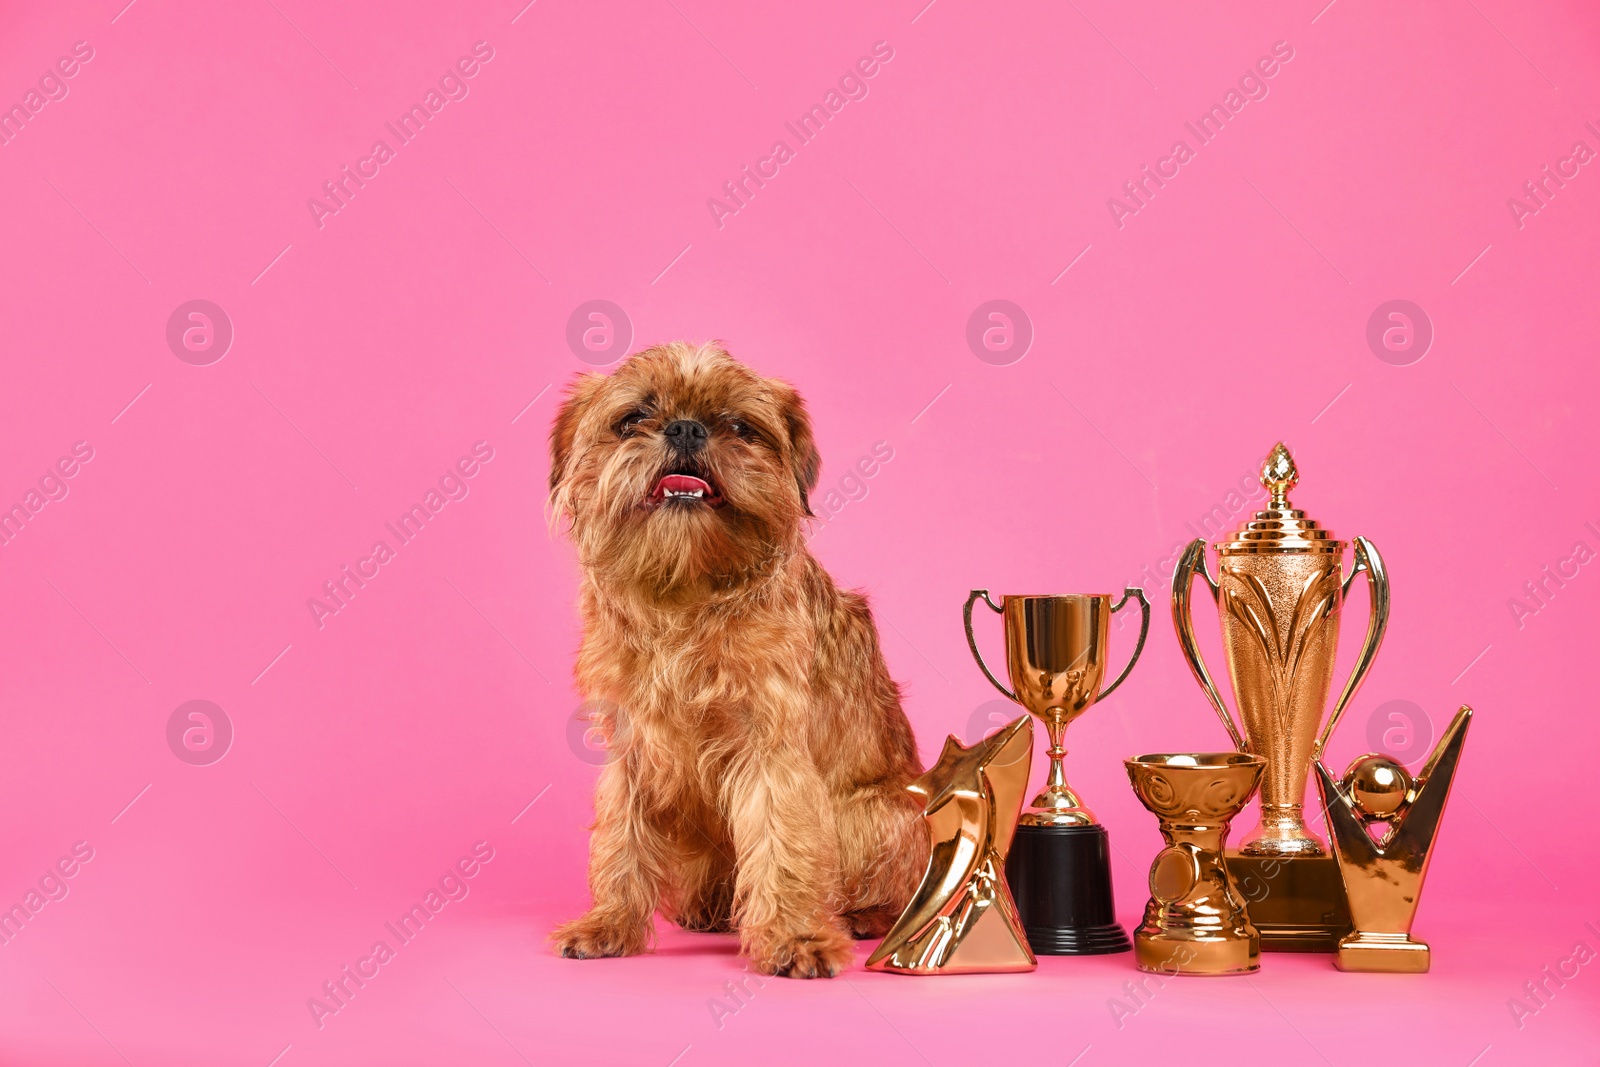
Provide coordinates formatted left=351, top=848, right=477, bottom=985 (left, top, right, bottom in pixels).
left=1005, top=823, right=1131, bottom=956
left=1224, top=852, right=1351, bottom=952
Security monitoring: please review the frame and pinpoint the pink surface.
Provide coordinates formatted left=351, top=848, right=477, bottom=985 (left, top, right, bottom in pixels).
left=1, top=0, right=1596, bottom=1063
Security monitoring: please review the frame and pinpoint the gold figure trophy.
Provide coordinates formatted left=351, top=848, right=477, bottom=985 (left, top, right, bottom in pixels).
left=1172, top=444, right=1389, bottom=951
left=1315, top=706, right=1472, bottom=972
left=964, top=589, right=1149, bottom=955
left=867, top=716, right=1037, bottom=975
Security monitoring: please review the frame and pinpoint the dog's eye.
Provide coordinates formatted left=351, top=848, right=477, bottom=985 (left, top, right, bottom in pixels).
left=615, top=410, right=649, bottom=437
left=728, top=419, right=755, bottom=440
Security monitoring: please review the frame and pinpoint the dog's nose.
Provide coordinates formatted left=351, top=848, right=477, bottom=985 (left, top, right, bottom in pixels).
left=663, top=419, right=709, bottom=454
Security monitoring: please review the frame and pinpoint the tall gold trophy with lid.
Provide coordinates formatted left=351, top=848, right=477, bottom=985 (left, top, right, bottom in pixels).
left=1172, top=443, right=1389, bottom=951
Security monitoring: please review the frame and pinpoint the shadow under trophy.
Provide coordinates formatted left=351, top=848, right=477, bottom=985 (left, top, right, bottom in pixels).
left=1172, top=443, right=1389, bottom=951
left=964, top=589, right=1149, bottom=955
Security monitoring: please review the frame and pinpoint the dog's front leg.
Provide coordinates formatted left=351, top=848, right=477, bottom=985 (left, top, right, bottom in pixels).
left=552, top=756, right=665, bottom=959
left=725, top=751, right=853, bottom=978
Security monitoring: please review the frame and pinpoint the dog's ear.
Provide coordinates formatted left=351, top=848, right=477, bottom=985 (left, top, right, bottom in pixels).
left=549, top=372, right=604, bottom=497
left=774, top=381, right=821, bottom=516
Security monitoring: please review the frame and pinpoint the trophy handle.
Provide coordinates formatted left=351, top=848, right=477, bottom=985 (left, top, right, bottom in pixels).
left=1314, top=536, right=1390, bottom=760
left=963, top=590, right=1017, bottom=701
left=1172, top=539, right=1248, bottom=751
left=1099, top=587, right=1150, bottom=700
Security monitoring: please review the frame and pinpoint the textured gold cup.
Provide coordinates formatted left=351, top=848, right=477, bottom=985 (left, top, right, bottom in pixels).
left=1124, top=752, right=1267, bottom=975
left=1172, top=444, right=1390, bottom=857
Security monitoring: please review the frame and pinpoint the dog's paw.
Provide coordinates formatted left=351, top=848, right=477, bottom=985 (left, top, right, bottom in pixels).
left=750, top=930, right=854, bottom=979
left=551, top=915, right=649, bottom=960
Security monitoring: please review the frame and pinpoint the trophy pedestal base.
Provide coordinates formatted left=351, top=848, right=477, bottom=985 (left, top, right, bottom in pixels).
left=1224, top=852, right=1351, bottom=952
left=1005, top=824, right=1130, bottom=956
left=1335, top=931, right=1431, bottom=973
left=1135, top=932, right=1259, bottom=976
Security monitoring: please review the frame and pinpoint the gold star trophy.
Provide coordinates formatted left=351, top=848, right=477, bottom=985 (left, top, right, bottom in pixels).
left=1172, top=444, right=1389, bottom=951
left=866, top=715, right=1037, bottom=975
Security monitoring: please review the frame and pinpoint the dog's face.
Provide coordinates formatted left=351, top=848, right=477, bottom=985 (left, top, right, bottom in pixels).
left=549, top=343, right=820, bottom=594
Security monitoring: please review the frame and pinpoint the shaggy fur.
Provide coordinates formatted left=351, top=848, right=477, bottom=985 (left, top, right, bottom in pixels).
left=548, top=342, right=924, bottom=978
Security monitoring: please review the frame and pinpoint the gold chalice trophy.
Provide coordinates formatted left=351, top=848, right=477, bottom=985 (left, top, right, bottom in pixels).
left=1124, top=752, right=1267, bottom=975
left=866, top=715, right=1037, bottom=975
left=963, top=588, right=1149, bottom=954
left=1314, top=706, right=1472, bottom=972
left=1173, top=443, right=1389, bottom=951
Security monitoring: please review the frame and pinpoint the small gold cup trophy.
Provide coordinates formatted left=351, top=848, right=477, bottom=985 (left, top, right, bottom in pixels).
left=1124, top=752, right=1267, bottom=975
left=963, top=589, right=1149, bottom=954
left=1172, top=444, right=1388, bottom=951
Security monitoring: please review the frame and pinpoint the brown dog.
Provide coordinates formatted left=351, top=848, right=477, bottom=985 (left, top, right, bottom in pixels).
left=547, top=342, right=924, bottom=978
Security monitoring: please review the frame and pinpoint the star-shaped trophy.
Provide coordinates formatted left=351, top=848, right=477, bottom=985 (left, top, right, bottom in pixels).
left=866, top=715, right=1037, bottom=975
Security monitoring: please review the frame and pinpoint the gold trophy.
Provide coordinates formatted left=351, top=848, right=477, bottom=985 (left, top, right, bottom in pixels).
left=1314, top=706, right=1471, bottom=972
left=1124, top=752, right=1267, bottom=975
left=964, top=589, right=1149, bottom=954
left=867, top=715, right=1036, bottom=975
left=1172, top=443, right=1389, bottom=950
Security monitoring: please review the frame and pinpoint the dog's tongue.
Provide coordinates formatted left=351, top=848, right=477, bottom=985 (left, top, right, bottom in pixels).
left=652, top=474, right=713, bottom=501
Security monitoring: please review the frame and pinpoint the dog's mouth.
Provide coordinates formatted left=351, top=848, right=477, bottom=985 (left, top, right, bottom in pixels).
left=648, top=471, right=724, bottom=509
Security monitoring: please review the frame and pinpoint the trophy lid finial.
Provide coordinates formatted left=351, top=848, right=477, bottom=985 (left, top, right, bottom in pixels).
left=1218, top=442, right=1340, bottom=555
left=1261, top=442, right=1298, bottom=507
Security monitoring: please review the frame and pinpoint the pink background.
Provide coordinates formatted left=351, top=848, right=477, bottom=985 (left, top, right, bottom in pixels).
left=1, top=0, right=1596, bottom=1063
